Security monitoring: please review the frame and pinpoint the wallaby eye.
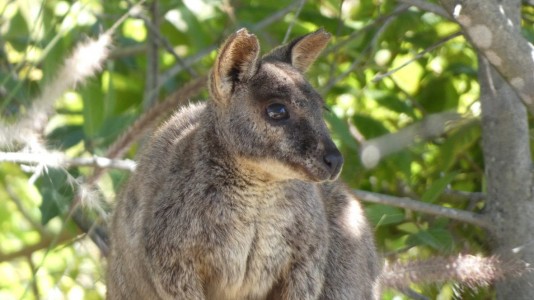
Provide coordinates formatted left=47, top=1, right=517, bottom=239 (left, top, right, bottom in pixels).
left=266, top=103, right=290, bottom=121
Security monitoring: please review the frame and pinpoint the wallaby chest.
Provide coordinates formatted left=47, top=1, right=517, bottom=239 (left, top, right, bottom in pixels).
left=190, top=177, right=329, bottom=299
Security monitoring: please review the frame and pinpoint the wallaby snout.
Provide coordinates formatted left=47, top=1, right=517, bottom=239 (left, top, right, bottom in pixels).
left=323, top=146, right=343, bottom=180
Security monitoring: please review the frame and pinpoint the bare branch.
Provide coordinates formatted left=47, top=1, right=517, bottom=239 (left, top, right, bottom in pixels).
left=397, top=0, right=450, bottom=19
left=0, top=231, right=77, bottom=263
left=109, top=44, right=146, bottom=59
left=353, top=189, right=491, bottom=228
left=382, top=254, right=528, bottom=290
left=439, top=0, right=534, bottom=114
left=359, top=111, right=467, bottom=168
left=0, top=151, right=136, bottom=171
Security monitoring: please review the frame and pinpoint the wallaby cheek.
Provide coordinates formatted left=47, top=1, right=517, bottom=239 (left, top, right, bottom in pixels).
left=290, top=119, right=320, bottom=158
left=229, top=117, right=271, bottom=157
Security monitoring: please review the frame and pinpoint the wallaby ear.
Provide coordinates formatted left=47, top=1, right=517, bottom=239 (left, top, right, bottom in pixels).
left=263, top=28, right=331, bottom=72
left=209, top=28, right=260, bottom=104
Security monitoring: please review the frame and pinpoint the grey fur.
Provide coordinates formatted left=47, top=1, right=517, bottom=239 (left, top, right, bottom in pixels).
left=107, top=28, right=380, bottom=300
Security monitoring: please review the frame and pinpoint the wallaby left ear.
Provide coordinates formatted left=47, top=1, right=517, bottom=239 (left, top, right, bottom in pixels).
left=263, top=28, right=331, bottom=72
left=210, top=28, right=260, bottom=104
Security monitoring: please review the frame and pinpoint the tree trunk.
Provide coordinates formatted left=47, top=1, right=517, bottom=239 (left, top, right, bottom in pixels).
left=438, top=0, right=534, bottom=298
left=479, top=53, right=534, bottom=300
left=476, top=1, right=534, bottom=298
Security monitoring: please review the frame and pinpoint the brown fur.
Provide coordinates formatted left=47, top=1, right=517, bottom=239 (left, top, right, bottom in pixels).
left=107, top=28, right=380, bottom=299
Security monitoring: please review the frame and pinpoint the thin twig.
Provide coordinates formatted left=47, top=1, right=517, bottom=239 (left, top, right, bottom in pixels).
left=321, top=4, right=410, bottom=93
left=353, top=189, right=491, bottom=228
left=283, top=0, right=307, bottom=43
left=373, top=31, right=462, bottom=82
left=106, top=0, right=146, bottom=35
left=325, top=4, right=409, bottom=55
left=108, top=44, right=146, bottom=59
left=27, top=256, right=41, bottom=300
left=136, top=12, right=197, bottom=77
left=0, top=231, right=77, bottom=263
left=142, top=0, right=160, bottom=109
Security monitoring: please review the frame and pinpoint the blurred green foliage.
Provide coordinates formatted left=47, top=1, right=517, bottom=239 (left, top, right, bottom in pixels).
left=1, top=0, right=534, bottom=299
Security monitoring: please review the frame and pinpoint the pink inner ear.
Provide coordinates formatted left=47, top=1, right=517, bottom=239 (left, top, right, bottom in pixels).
left=226, top=37, right=260, bottom=81
left=290, top=31, right=331, bottom=72
left=210, top=29, right=260, bottom=102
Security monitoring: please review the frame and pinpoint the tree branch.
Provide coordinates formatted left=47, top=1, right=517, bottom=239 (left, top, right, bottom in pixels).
left=397, top=0, right=450, bottom=19
left=438, top=0, right=534, bottom=114
left=382, top=254, right=527, bottom=290
left=353, top=189, right=491, bottom=228
left=0, top=151, right=136, bottom=171
left=0, top=231, right=77, bottom=263
left=359, top=111, right=467, bottom=168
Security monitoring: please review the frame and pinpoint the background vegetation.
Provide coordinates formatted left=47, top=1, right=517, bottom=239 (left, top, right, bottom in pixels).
left=1, top=0, right=533, bottom=299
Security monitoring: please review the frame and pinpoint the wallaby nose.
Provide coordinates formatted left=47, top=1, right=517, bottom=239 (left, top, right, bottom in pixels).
left=323, top=150, right=343, bottom=179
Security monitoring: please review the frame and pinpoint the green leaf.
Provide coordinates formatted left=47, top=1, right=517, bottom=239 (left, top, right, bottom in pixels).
left=351, top=113, right=390, bottom=139
left=4, top=11, right=30, bottom=51
left=81, top=79, right=105, bottom=139
left=421, top=172, right=457, bottom=203
left=96, top=113, right=137, bottom=147
left=408, top=228, right=455, bottom=251
left=37, top=169, right=74, bottom=225
left=47, top=125, right=85, bottom=149
left=418, top=76, right=459, bottom=113
left=324, top=113, right=359, bottom=151
left=366, top=204, right=405, bottom=227
left=439, top=120, right=481, bottom=171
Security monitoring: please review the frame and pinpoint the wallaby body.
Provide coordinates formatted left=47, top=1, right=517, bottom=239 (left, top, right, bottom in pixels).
left=107, top=29, right=380, bottom=299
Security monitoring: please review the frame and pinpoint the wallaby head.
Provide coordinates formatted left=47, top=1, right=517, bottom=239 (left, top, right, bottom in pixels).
left=208, top=28, right=342, bottom=182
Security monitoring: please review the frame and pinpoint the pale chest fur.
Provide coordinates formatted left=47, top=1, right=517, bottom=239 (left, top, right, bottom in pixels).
left=202, top=182, right=329, bottom=300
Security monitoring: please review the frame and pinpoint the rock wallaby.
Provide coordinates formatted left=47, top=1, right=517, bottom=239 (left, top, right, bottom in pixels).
left=107, top=28, right=380, bottom=299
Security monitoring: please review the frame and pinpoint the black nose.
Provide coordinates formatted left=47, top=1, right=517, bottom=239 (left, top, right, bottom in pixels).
left=323, top=150, right=343, bottom=179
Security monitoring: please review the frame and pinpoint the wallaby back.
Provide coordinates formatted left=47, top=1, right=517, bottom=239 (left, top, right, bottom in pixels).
left=107, top=28, right=380, bottom=300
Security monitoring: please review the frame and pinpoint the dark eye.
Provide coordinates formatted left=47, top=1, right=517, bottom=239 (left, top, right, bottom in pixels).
left=266, top=103, right=290, bottom=121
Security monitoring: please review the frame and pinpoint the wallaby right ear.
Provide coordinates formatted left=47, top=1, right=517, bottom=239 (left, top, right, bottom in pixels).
left=263, top=28, right=331, bottom=73
left=209, top=28, right=260, bottom=104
